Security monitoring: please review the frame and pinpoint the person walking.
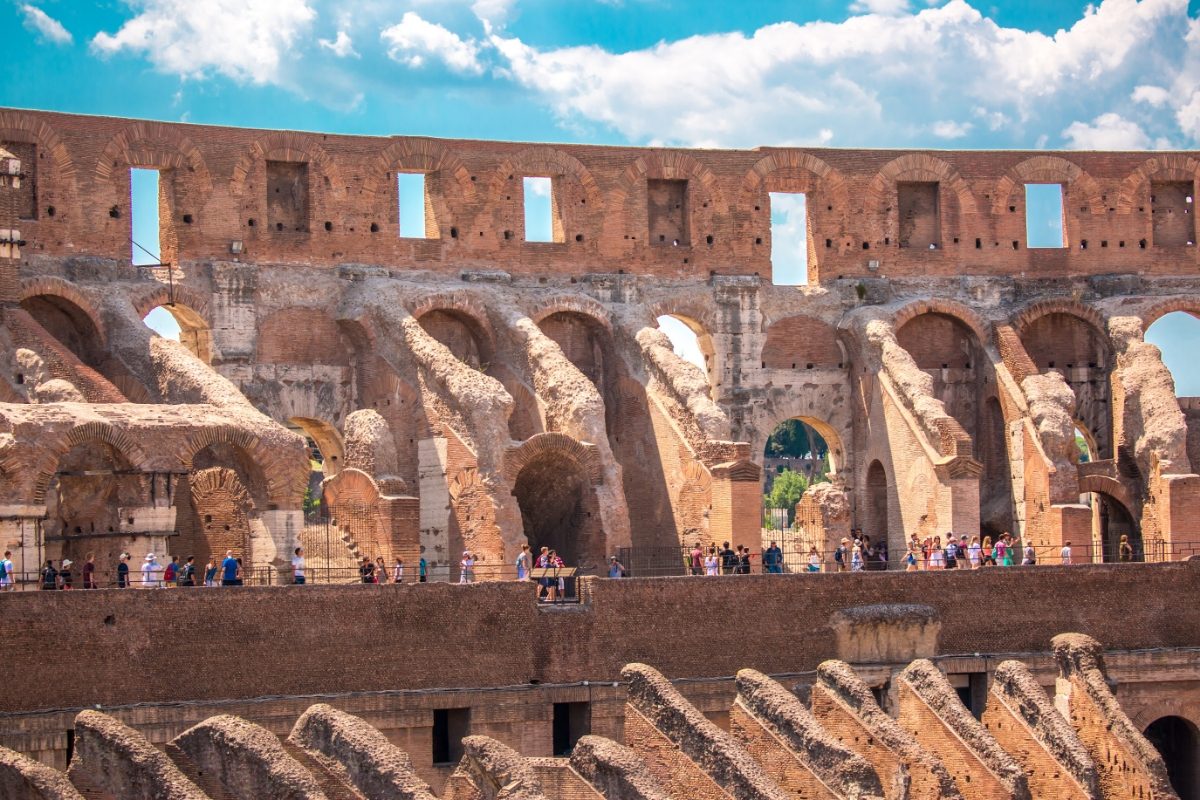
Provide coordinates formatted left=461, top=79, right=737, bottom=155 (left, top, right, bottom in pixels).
left=928, top=537, right=944, bottom=570
left=203, top=559, right=218, bottom=587
left=375, top=556, right=388, bottom=584
left=116, top=553, right=131, bottom=588
left=1022, top=541, right=1037, bottom=566
left=40, top=559, right=57, bottom=590
left=763, top=541, right=784, bottom=574
left=291, top=547, right=306, bottom=585
left=220, top=550, right=239, bottom=587
left=141, top=553, right=160, bottom=587
left=720, top=541, right=737, bottom=575
left=162, top=556, right=178, bottom=587
left=981, top=535, right=995, bottom=566
left=807, top=546, right=822, bottom=573
left=459, top=551, right=476, bottom=584
left=850, top=542, right=864, bottom=572
left=1, top=550, right=15, bottom=591
left=608, top=555, right=626, bottom=578
left=904, top=543, right=919, bottom=571
left=515, top=544, right=530, bottom=581
left=179, top=556, right=197, bottom=587
left=834, top=538, right=849, bottom=572
left=418, top=556, right=427, bottom=583
left=359, top=556, right=375, bottom=584
left=536, top=546, right=553, bottom=601
left=1060, top=541, right=1073, bottom=565
left=59, top=559, right=73, bottom=590
left=689, top=542, right=704, bottom=576
left=968, top=536, right=982, bottom=569
left=393, top=557, right=405, bottom=584
left=82, top=552, right=97, bottom=589
left=993, top=535, right=1008, bottom=567
left=704, top=547, right=719, bottom=576
left=943, top=535, right=958, bottom=570
left=1119, top=534, right=1134, bottom=562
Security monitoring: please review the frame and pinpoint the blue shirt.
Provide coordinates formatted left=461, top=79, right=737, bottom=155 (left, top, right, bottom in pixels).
left=221, top=557, right=238, bottom=581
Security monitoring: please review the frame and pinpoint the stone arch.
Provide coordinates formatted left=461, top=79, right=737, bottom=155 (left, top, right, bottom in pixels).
left=738, top=150, right=849, bottom=212
left=177, top=466, right=254, bottom=566
left=760, top=315, right=845, bottom=370
left=864, top=153, right=979, bottom=241
left=228, top=132, right=343, bottom=200
left=1013, top=298, right=1107, bottom=337
left=1143, top=713, right=1200, bottom=799
left=489, top=146, right=605, bottom=207
left=134, top=285, right=214, bottom=364
left=529, top=295, right=612, bottom=330
left=1078, top=473, right=1134, bottom=513
left=413, top=298, right=496, bottom=370
left=604, top=151, right=728, bottom=249
left=290, top=417, right=345, bottom=478
left=892, top=298, right=991, bottom=349
left=1116, top=154, right=1200, bottom=213
left=992, top=155, right=1104, bottom=216
left=132, top=284, right=211, bottom=322
left=0, top=109, right=80, bottom=221
left=504, top=432, right=602, bottom=485
left=33, top=422, right=152, bottom=504
left=864, top=459, right=890, bottom=542
left=180, top=427, right=280, bottom=507
left=1140, top=296, right=1200, bottom=330
left=19, top=277, right=107, bottom=343
left=410, top=292, right=496, bottom=340
left=95, top=121, right=214, bottom=197
left=646, top=297, right=718, bottom=334
left=762, top=414, right=846, bottom=475
left=362, top=139, right=476, bottom=239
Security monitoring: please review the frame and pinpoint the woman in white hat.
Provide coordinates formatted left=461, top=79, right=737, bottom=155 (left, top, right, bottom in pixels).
left=141, top=553, right=160, bottom=587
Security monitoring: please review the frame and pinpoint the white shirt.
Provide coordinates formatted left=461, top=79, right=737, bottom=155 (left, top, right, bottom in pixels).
left=141, top=561, right=159, bottom=586
left=1060, top=546, right=1072, bottom=565
left=393, top=562, right=404, bottom=582
left=291, top=555, right=305, bottom=577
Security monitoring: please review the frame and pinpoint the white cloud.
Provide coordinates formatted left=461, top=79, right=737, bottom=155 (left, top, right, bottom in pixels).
left=931, top=120, right=972, bottom=139
left=381, top=11, right=484, bottom=74
left=20, top=4, right=73, bottom=45
left=1062, top=112, right=1151, bottom=150
left=91, top=0, right=316, bottom=85
left=849, top=0, right=911, bottom=15
left=471, top=0, right=515, bottom=25
left=1132, top=85, right=1171, bottom=107
left=488, top=0, right=1200, bottom=149
left=319, top=30, right=358, bottom=58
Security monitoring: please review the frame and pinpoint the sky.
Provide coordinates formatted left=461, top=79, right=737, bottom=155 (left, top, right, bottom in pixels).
left=7, top=0, right=1200, bottom=394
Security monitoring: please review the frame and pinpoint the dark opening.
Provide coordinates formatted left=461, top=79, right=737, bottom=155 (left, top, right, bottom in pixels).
left=432, top=707, right=470, bottom=765
left=552, top=702, right=590, bottom=756
left=65, top=728, right=75, bottom=766
left=1144, top=715, right=1199, bottom=800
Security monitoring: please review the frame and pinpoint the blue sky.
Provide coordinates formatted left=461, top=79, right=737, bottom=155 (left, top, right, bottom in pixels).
left=7, top=0, right=1200, bottom=393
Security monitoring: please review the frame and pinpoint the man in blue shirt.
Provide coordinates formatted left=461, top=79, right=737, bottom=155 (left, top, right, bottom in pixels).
left=221, top=550, right=239, bottom=586
left=763, top=541, right=784, bottom=574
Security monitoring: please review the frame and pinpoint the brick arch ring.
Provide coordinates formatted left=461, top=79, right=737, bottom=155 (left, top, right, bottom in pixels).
left=1116, top=154, right=1200, bottom=213
left=503, top=432, right=604, bottom=486
left=1129, top=699, right=1200, bottom=732
left=1077, top=473, right=1135, bottom=515
left=488, top=146, right=605, bottom=210
left=529, top=295, right=613, bottom=331
left=0, top=110, right=80, bottom=199
left=132, top=284, right=212, bottom=323
left=178, top=426, right=291, bottom=507
left=1011, top=298, right=1108, bottom=337
left=228, top=132, right=344, bottom=200
left=95, top=121, right=214, bottom=199
left=408, top=291, right=498, bottom=344
left=32, top=422, right=153, bottom=504
left=737, top=150, right=850, bottom=213
left=992, top=155, right=1104, bottom=216
left=19, top=276, right=108, bottom=344
left=890, top=297, right=992, bottom=347
left=864, top=153, right=979, bottom=220
left=1139, top=296, right=1200, bottom=332
left=361, top=139, right=477, bottom=201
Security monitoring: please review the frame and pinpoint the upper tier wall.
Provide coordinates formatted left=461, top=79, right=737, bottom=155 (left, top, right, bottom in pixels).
left=3, top=109, right=1198, bottom=281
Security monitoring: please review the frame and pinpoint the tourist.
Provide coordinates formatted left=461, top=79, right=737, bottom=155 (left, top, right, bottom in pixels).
left=515, top=544, right=530, bottom=581
left=552, top=550, right=566, bottom=598
left=834, top=538, right=849, bottom=572
left=968, top=536, right=982, bottom=569
left=359, top=556, right=375, bottom=584
left=1119, top=534, right=1134, bottom=562
left=141, top=553, right=160, bottom=587
left=928, top=537, right=944, bottom=570
left=40, top=559, right=57, bottom=590
left=904, top=543, right=918, bottom=571
left=235, top=558, right=245, bottom=585
left=807, top=546, right=822, bottom=573
left=536, top=547, right=554, bottom=601
left=720, top=541, right=737, bottom=575
left=291, top=546, right=306, bottom=585
left=393, top=557, right=404, bottom=584
left=1061, top=541, right=1072, bottom=565
left=82, top=552, right=96, bottom=589
left=737, top=545, right=752, bottom=575
left=944, top=535, right=958, bottom=570
left=418, top=556, right=427, bottom=583
left=162, top=556, right=178, bottom=586
left=704, top=547, right=719, bottom=576
left=993, top=535, right=1008, bottom=567
left=221, top=550, right=239, bottom=587
left=908, top=533, right=921, bottom=563
left=116, top=553, right=131, bottom=588
left=1022, top=540, right=1037, bottom=566
left=850, top=542, right=864, bottom=572
left=179, top=556, right=197, bottom=587
left=59, top=559, right=73, bottom=590
left=609, top=555, right=626, bottom=578
left=203, top=559, right=218, bottom=587
left=921, top=537, right=932, bottom=570
left=689, top=542, right=704, bottom=576
left=981, top=535, right=995, bottom=566
left=375, top=556, right=388, bottom=584
left=0, top=550, right=13, bottom=591
left=459, top=550, right=476, bottom=584
left=763, top=541, right=783, bottom=574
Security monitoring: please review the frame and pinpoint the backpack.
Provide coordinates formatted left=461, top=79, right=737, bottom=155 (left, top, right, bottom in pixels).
left=834, top=547, right=844, bottom=564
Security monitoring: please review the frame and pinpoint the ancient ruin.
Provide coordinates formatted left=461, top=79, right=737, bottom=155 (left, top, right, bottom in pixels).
left=1, top=109, right=1200, bottom=797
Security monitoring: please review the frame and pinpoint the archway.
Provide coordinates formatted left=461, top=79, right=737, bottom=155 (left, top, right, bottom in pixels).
left=1146, top=311, right=1200, bottom=473
left=1095, top=490, right=1138, bottom=563
left=418, top=308, right=492, bottom=370
left=656, top=314, right=716, bottom=396
left=512, top=450, right=602, bottom=570
left=762, top=418, right=833, bottom=528
left=287, top=417, right=345, bottom=514
left=44, top=441, right=144, bottom=573
left=1019, top=311, right=1113, bottom=459
left=143, top=303, right=213, bottom=363
left=979, top=396, right=1013, bottom=536
left=1144, top=716, right=1199, bottom=799
left=19, top=293, right=105, bottom=367
left=865, top=460, right=889, bottom=545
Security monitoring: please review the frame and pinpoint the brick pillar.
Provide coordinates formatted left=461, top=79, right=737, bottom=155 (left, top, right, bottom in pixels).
left=377, top=494, right=421, bottom=577
left=0, top=148, right=21, bottom=305
left=1047, top=503, right=1093, bottom=563
left=1155, top=473, right=1200, bottom=561
left=710, top=454, right=763, bottom=564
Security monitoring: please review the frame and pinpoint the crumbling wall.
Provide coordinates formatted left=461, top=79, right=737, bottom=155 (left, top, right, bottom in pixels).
left=568, top=736, right=672, bottom=800
left=66, top=710, right=206, bottom=800
left=0, top=746, right=85, bottom=800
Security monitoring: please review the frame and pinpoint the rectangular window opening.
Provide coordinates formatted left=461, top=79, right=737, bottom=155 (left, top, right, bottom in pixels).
left=398, top=172, right=430, bottom=238
left=1025, top=183, right=1065, bottom=248
left=647, top=178, right=689, bottom=246
left=898, top=182, right=940, bottom=250
left=130, top=167, right=162, bottom=265
left=266, top=160, right=310, bottom=233
left=432, top=707, right=470, bottom=765
left=1151, top=181, right=1195, bottom=247
left=524, top=176, right=557, bottom=243
left=552, top=702, right=591, bottom=756
left=769, top=192, right=808, bottom=286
